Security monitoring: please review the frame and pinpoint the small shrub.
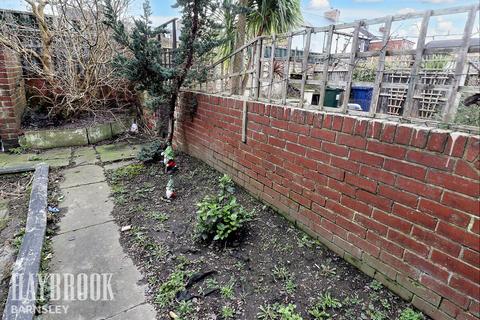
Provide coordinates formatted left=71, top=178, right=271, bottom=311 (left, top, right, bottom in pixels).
left=196, top=175, right=252, bottom=242
left=137, top=140, right=166, bottom=162
left=257, top=303, right=303, bottom=320
left=221, top=305, right=235, bottom=319
left=399, top=308, right=424, bottom=320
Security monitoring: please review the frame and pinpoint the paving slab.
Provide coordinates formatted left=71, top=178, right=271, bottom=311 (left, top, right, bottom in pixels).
left=43, top=163, right=155, bottom=320
left=0, top=148, right=71, bottom=169
left=57, top=182, right=114, bottom=233
left=61, top=165, right=105, bottom=188
left=96, top=144, right=143, bottom=163
left=109, top=303, right=156, bottom=320
left=72, top=147, right=99, bottom=166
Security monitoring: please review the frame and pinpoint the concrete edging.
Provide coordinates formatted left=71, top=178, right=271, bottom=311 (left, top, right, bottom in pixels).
left=2, top=164, right=49, bottom=320
left=19, top=119, right=132, bottom=150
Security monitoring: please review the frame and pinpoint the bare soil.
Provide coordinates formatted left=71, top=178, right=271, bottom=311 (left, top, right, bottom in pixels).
left=106, top=153, right=426, bottom=320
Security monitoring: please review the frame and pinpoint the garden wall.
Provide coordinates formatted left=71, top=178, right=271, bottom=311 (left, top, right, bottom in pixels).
left=174, top=92, right=480, bottom=320
left=0, top=46, right=26, bottom=150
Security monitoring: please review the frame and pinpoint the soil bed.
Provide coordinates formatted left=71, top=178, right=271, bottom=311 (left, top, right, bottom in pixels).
left=106, top=153, right=426, bottom=320
left=0, top=172, right=32, bottom=314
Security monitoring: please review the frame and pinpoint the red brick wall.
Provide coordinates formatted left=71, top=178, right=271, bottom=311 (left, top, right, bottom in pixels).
left=0, top=46, right=26, bottom=150
left=174, top=93, right=480, bottom=320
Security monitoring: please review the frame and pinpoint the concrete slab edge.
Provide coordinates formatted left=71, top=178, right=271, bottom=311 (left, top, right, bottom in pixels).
left=2, top=164, right=49, bottom=320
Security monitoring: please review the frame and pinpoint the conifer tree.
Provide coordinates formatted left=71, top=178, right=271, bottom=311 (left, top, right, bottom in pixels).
left=104, top=0, right=221, bottom=143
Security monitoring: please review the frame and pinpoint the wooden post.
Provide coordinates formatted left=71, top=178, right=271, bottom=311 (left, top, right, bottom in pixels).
left=299, top=28, right=312, bottom=108
left=402, top=10, right=432, bottom=119
left=319, top=25, right=334, bottom=110
left=268, top=35, right=276, bottom=102
left=242, top=100, right=248, bottom=143
left=341, top=21, right=362, bottom=113
left=369, top=16, right=393, bottom=117
left=442, top=5, right=478, bottom=122
left=253, top=38, right=263, bottom=100
left=282, top=33, right=293, bottom=105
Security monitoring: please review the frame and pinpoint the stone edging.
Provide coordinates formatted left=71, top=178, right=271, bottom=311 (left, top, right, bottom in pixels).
left=2, top=164, right=49, bottom=320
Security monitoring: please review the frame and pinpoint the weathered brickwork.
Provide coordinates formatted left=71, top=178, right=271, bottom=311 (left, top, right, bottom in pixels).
left=174, top=93, right=480, bottom=320
left=0, top=46, right=26, bottom=149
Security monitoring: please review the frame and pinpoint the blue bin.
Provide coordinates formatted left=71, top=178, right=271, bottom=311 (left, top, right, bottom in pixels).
left=351, top=86, right=373, bottom=111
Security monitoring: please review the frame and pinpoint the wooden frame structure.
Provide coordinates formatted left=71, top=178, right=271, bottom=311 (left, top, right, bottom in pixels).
left=196, top=4, right=480, bottom=130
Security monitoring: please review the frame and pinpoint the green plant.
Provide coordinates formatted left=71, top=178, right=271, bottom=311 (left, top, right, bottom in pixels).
left=257, top=304, right=277, bottom=320
left=277, top=304, right=303, bottom=320
left=272, top=266, right=296, bottom=294
left=220, top=279, right=235, bottom=299
left=369, top=280, right=383, bottom=291
left=137, top=140, right=166, bottom=162
left=399, top=308, right=424, bottom=320
left=196, top=194, right=252, bottom=242
left=28, top=155, right=42, bottom=161
left=455, top=101, right=480, bottom=127
left=8, top=146, right=26, bottom=154
left=297, top=234, right=316, bottom=248
left=219, top=174, right=235, bottom=195
left=319, top=263, right=336, bottom=277
left=112, top=164, right=145, bottom=180
left=150, top=211, right=169, bottom=223
left=13, top=227, right=26, bottom=251
left=176, top=300, right=194, bottom=318
left=221, top=305, right=235, bottom=319
left=309, top=292, right=342, bottom=320
left=154, top=265, right=189, bottom=308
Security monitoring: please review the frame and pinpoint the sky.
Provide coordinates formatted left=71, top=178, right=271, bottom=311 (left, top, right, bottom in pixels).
left=1, top=0, right=478, bottom=40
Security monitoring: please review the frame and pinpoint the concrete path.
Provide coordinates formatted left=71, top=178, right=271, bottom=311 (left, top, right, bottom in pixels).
left=38, top=146, right=156, bottom=320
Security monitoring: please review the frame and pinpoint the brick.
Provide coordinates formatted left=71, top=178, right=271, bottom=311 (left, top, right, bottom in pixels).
left=341, top=116, right=356, bottom=134
left=406, top=150, right=453, bottom=170
left=322, top=141, right=348, bottom=157
left=367, top=140, right=407, bottom=159
left=427, top=170, right=479, bottom=198
left=431, top=250, right=479, bottom=283
left=412, top=226, right=461, bottom=257
left=360, top=165, right=396, bottom=185
left=380, top=122, right=397, bottom=143
left=444, top=133, right=468, bottom=158
left=374, top=272, right=413, bottom=301
left=328, top=178, right=356, bottom=197
left=396, top=274, right=441, bottom=307
left=306, top=148, right=331, bottom=164
left=288, top=122, right=310, bottom=135
left=394, top=125, right=413, bottom=145
left=419, top=198, right=470, bottom=228
left=380, top=251, right=418, bottom=278
left=354, top=119, right=368, bottom=137
left=463, top=248, right=480, bottom=267
left=420, top=274, right=470, bottom=309
left=311, top=127, right=336, bottom=142
left=384, top=158, right=426, bottom=180
left=337, top=133, right=367, bottom=149
left=317, top=163, right=345, bottom=181
left=322, top=114, right=333, bottom=128
left=349, top=149, right=384, bottom=167
left=298, top=135, right=321, bottom=149
left=405, top=251, right=450, bottom=283
left=372, top=209, right=412, bottom=233
left=344, top=252, right=376, bottom=277
left=366, top=231, right=404, bottom=257
left=304, top=190, right=327, bottom=207
left=455, top=160, right=480, bottom=180
left=464, top=136, right=479, bottom=162
left=330, top=156, right=359, bottom=174
left=322, top=218, right=348, bottom=239
left=410, top=128, right=430, bottom=148
left=412, top=296, right=455, bottom=320
left=392, top=204, right=437, bottom=230
left=348, top=233, right=380, bottom=257
left=366, top=120, right=382, bottom=139
left=389, top=230, right=429, bottom=257
left=395, top=176, right=442, bottom=201
left=427, top=131, right=449, bottom=153
left=441, top=191, right=480, bottom=216
left=315, top=185, right=341, bottom=202
left=342, top=196, right=373, bottom=216
left=331, top=115, right=344, bottom=131
left=440, top=299, right=463, bottom=318
left=449, top=275, right=480, bottom=301
left=333, top=235, right=362, bottom=258
left=346, top=173, right=377, bottom=192
left=356, top=189, right=392, bottom=213
left=363, top=254, right=398, bottom=280
left=437, top=221, right=480, bottom=252
left=326, top=199, right=354, bottom=220
left=378, top=184, right=418, bottom=208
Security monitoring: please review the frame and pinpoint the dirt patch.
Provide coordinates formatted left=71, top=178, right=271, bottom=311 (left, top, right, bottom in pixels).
left=0, top=170, right=63, bottom=315
left=106, top=153, right=426, bottom=320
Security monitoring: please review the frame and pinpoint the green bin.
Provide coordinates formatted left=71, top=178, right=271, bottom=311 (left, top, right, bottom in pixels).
left=324, top=87, right=344, bottom=107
